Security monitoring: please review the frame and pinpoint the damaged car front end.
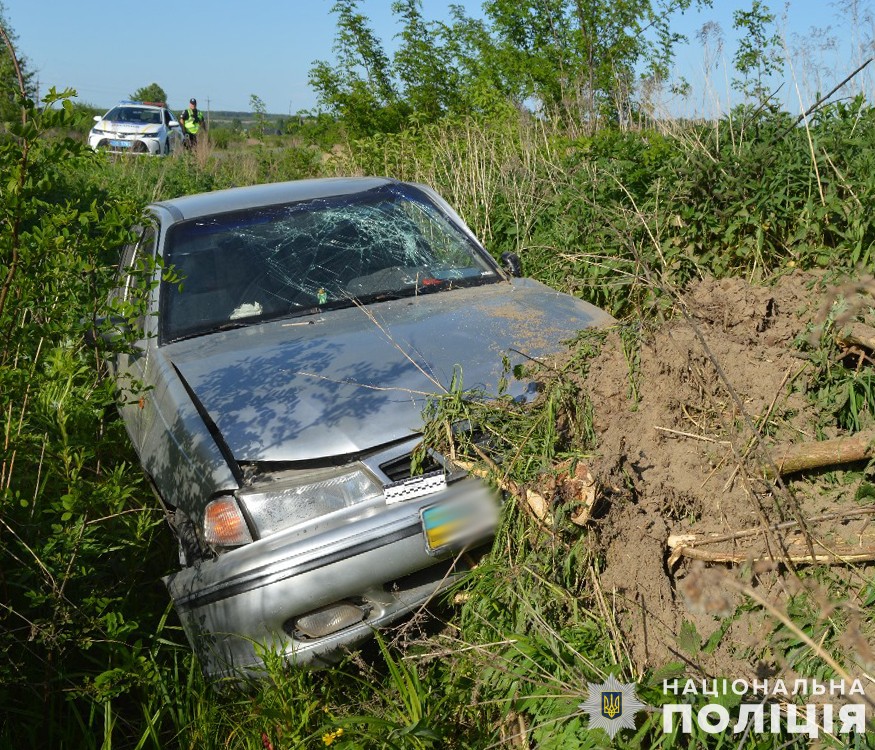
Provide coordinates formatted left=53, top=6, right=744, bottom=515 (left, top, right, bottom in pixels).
left=167, top=437, right=498, bottom=674
left=105, top=177, right=613, bottom=679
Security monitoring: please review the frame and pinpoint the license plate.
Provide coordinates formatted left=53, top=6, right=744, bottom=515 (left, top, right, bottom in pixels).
left=110, top=139, right=131, bottom=148
left=421, top=496, right=497, bottom=554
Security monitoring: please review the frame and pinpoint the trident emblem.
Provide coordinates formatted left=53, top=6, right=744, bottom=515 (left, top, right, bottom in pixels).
left=601, top=691, right=622, bottom=720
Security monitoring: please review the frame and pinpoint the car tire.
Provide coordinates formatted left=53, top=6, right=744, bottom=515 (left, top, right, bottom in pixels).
left=163, top=138, right=170, bottom=156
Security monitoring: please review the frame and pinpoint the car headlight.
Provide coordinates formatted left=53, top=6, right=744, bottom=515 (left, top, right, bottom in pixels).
left=239, top=466, right=383, bottom=537
left=90, top=127, right=107, bottom=135
left=140, top=131, right=162, bottom=139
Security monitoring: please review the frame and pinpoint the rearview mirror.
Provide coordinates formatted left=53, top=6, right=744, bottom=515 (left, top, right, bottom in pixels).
left=500, top=252, right=522, bottom=277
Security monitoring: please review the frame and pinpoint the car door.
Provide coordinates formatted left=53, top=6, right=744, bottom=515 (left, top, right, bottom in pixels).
left=164, top=109, right=183, bottom=152
left=113, top=223, right=159, bottom=452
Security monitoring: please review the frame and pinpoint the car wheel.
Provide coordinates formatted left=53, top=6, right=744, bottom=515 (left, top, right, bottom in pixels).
left=163, top=138, right=170, bottom=156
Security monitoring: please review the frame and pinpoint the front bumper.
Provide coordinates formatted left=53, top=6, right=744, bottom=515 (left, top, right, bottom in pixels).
left=164, top=476, right=497, bottom=679
left=88, top=134, right=161, bottom=154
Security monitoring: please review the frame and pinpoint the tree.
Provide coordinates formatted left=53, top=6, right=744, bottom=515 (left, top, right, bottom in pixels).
left=130, top=82, right=167, bottom=104
left=249, top=93, right=267, bottom=139
left=732, top=1, right=784, bottom=105
left=310, top=0, right=408, bottom=136
left=311, top=0, right=712, bottom=136
left=310, top=0, right=497, bottom=136
left=482, top=0, right=713, bottom=129
left=0, top=2, right=36, bottom=121
left=392, top=0, right=458, bottom=122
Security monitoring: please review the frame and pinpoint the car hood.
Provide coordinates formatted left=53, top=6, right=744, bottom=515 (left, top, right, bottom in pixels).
left=163, top=278, right=613, bottom=463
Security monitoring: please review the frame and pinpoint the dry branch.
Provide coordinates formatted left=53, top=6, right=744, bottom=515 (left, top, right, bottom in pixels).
left=766, top=430, right=875, bottom=477
left=454, top=458, right=554, bottom=526
left=669, top=544, right=875, bottom=566
left=669, top=507, right=875, bottom=549
left=838, top=322, right=875, bottom=351
left=668, top=507, right=875, bottom=566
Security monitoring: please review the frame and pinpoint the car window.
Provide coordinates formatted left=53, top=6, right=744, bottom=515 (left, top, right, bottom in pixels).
left=159, top=184, right=500, bottom=342
left=105, top=106, right=161, bottom=125
left=114, top=224, right=158, bottom=335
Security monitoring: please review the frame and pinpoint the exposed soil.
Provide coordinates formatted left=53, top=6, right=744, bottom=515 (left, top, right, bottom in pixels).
left=565, top=271, right=875, bottom=681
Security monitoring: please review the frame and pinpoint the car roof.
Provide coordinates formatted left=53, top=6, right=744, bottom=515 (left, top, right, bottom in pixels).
left=113, top=100, right=164, bottom=109
left=149, top=176, right=397, bottom=222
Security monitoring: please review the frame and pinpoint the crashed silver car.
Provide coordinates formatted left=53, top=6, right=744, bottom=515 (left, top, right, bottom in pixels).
left=106, top=177, right=612, bottom=678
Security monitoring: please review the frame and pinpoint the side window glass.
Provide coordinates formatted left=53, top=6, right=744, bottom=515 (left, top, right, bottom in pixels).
left=130, top=225, right=158, bottom=332
left=111, top=223, right=157, bottom=338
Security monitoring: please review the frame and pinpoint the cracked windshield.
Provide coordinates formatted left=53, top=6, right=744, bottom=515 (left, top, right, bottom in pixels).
left=161, top=184, right=499, bottom=341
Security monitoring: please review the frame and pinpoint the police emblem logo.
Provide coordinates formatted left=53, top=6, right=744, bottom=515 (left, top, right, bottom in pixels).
left=579, top=674, right=648, bottom=740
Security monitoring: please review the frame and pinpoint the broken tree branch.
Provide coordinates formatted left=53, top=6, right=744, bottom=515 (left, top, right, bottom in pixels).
left=838, top=322, right=875, bottom=351
left=766, top=430, right=875, bottom=477
left=669, top=544, right=875, bottom=567
left=668, top=507, right=875, bottom=549
left=455, top=456, right=554, bottom=528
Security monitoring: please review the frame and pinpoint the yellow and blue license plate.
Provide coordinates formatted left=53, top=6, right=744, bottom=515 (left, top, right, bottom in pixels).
left=421, top=496, right=496, bottom=554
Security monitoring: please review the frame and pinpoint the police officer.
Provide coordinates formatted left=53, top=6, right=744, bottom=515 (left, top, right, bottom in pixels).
left=180, top=98, right=206, bottom=148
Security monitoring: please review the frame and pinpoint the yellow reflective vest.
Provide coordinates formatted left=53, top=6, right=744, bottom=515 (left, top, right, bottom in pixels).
left=182, top=108, right=203, bottom=134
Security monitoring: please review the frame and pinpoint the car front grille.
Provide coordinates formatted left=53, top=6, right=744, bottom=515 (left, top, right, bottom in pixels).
left=379, top=451, right=442, bottom=482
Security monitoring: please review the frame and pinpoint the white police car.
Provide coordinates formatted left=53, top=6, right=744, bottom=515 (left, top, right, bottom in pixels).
left=88, top=101, right=184, bottom=155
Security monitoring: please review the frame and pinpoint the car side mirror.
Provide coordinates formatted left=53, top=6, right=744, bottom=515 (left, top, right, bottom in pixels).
left=93, top=115, right=102, bottom=122
left=500, top=252, right=522, bottom=278
left=169, top=120, right=180, bottom=128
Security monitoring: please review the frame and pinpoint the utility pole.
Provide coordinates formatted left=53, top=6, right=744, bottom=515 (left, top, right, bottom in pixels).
left=206, top=97, right=211, bottom=129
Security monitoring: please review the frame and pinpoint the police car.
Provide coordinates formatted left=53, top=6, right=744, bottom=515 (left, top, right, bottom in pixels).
left=88, top=101, right=184, bottom=155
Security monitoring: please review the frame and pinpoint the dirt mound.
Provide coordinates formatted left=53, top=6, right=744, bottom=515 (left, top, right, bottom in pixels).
left=577, top=271, right=875, bottom=679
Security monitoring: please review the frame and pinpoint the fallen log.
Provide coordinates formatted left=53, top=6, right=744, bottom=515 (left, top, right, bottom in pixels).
left=766, top=430, right=875, bottom=477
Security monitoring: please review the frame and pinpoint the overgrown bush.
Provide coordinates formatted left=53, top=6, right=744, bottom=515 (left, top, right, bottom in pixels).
left=0, top=89, right=177, bottom=746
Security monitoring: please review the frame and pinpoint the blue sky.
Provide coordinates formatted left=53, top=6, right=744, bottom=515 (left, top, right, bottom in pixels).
left=5, top=1, right=873, bottom=116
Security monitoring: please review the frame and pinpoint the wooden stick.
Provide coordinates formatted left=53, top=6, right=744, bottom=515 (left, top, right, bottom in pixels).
left=668, top=507, right=875, bottom=549
left=669, top=545, right=875, bottom=566
left=654, top=426, right=731, bottom=445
